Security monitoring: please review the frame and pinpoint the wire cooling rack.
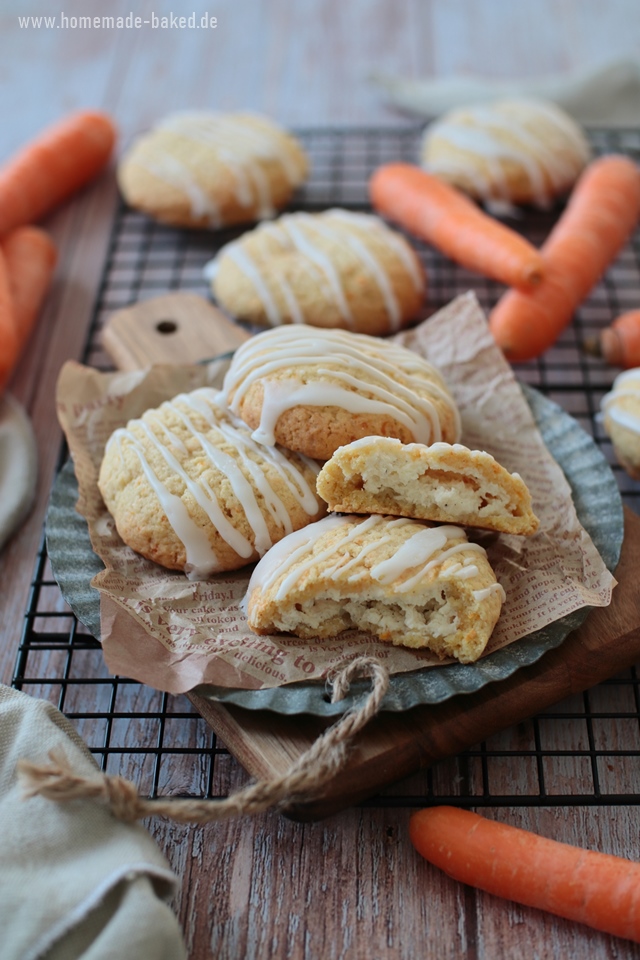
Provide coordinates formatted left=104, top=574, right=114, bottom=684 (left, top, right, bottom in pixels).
left=12, top=127, right=640, bottom=810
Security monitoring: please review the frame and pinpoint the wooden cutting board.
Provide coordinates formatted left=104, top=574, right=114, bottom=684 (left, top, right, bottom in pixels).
left=102, top=293, right=640, bottom=822
left=102, top=291, right=250, bottom=368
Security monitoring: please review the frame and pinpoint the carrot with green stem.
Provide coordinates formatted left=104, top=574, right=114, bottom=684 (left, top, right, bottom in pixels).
left=490, top=154, right=640, bottom=362
left=0, top=249, right=19, bottom=394
left=0, top=110, right=117, bottom=237
left=2, top=226, right=57, bottom=353
left=410, top=806, right=640, bottom=943
left=369, top=162, right=545, bottom=290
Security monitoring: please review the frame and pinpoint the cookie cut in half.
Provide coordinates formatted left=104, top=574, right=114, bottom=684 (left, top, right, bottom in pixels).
left=316, top=437, right=539, bottom=536
left=216, top=325, right=461, bottom=461
left=205, top=209, right=426, bottom=336
left=245, top=513, right=505, bottom=663
left=98, top=388, right=325, bottom=578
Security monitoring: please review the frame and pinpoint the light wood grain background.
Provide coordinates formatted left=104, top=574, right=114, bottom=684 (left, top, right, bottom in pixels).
left=2, top=2, right=640, bottom=958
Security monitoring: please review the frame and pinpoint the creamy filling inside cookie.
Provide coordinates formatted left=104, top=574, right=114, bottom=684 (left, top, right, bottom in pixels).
left=256, top=586, right=506, bottom=662
left=244, top=514, right=505, bottom=663
left=316, top=437, right=538, bottom=536
left=346, top=474, right=518, bottom=519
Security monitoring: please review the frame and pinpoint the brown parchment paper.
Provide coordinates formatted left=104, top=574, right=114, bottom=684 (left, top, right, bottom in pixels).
left=55, top=292, right=616, bottom=694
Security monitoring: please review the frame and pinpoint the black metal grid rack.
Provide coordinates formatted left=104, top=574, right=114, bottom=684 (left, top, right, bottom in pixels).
left=11, top=127, right=640, bottom=810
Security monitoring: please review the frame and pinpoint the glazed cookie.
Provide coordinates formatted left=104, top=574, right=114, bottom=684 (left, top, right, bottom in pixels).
left=244, top=513, right=505, bottom=663
left=117, top=111, right=309, bottom=229
left=421, top=98, right=591, bottom=208
left=600, top=368, right=640, bottom=479
left=205, top=209, right=426, bottom=335
left=98, top=388, right=325, bottom=578
left=216, top=325, right=461, bottom=461
left=316, top=437, right=539, bottom=535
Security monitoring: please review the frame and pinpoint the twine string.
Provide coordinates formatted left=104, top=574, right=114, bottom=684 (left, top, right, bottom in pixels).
left=17, top=656, right=389, bottom=824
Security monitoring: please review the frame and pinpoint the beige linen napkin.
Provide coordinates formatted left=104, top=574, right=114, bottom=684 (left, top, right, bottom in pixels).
left=372, top=57, right=640, bottom=126
left=0, top=684, right=186, bottom=960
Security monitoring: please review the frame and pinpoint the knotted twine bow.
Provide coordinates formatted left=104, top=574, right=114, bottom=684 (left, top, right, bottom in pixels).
left=17, top=656, right=389, bottom=823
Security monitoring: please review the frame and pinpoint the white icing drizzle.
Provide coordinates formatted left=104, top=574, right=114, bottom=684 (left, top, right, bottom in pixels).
left=601, top=370, right=640, bottom=435
left=138, top=154, right=222, bottom=226
left=245, top=514, right=501, bottom=606
left=448, top=562, right=480, bottom=579
left=162, top=398, right=273, bottom=557
left=430, top=121, right=542, bottom=202
left=159, top=114, right=258, bottom=209
left=278, top=214, right=355, bottom=324
left=273, top=515, right=384, bottom=600
left=202, top=258, right=219, bottom=282
left=162, top=111, right=303, bottom=182
left=370, top=526, right=464, bottom=583
left=471, top=103, right=582, bottom=191
left=473, top=582, right=507, bottom=603
left=134, top=111, right=305, bottom=224
left=329, top=537, right=391, bottom=579
left=390, top=539, right=487, bottom=594
left=113, top=430, right=222, bottom=577
left=204, top=209, right=424, bottom=328
left=146, top=413, right=189, bottom=455
left=244, top=514, right=349, bottom=603
left=520, top=99, right=591, bottom=160
left=255, top=222, right=307, bottom=323
left=425, top=99, right=590, bottom=207
left=603, top=402, right=640, bottom=434
left=159, top=111, right=302, bottom=217
left=326, top=209, right=425, bottom=293
left=105, top=388, right=320, bottom=577
left=254, top=376, right=439, bottom=447
left=275, top=273, right=306, bottom=324
left=299, top=213, right=402, bottom=330
left=222, top=242, right=282, bottom=326
left=218, top=325, right=461, bottom=447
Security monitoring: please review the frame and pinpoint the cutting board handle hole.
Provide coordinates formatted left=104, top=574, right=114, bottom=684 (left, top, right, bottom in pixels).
left=156, top=319, right=178, bottom=335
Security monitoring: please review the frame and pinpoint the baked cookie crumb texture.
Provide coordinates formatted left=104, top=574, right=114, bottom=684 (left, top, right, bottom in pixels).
left=421, top=98, right=591, bottom=208
left=98, top=388, right=325, bottom=577
left=245, top=513, right=505, bottom=663
left=317, top=436, right=539, bottom=536
left=601, top=368, right=640, bottom=479
left=207, top=209, right=426, bottom=335
left=117, top=111, right=309, bottom=228
left=217, top=325, right=461, bottom=461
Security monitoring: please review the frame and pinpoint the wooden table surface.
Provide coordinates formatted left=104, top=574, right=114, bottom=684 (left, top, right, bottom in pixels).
left=3, top=2, right=640, bottom=957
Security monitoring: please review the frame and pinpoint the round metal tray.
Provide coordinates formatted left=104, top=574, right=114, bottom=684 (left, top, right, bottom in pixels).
left=46, top=384, right=623, bottom=716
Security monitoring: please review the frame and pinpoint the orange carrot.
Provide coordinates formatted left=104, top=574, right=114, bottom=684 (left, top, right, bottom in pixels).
left=490, top=155, right=640, bottom=362
left=0, top=249, right=19, bottom=394
left=584, top=309, right=640, bottom=369
left=369, top=162, right=545, bottom=290
left=410, top=806, right=640, bottom=942
left=0, top=110, right=117, bottom=236
left=2, top=226, right=57, bottom=352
